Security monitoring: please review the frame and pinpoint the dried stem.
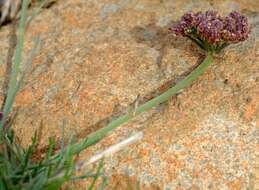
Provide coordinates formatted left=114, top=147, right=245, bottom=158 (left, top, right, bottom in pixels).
left=77, top=132, right=143, bottom=170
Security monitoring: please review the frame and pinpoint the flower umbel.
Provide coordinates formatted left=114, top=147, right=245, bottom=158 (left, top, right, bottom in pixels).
left=170, top=11, right=250, bottom=52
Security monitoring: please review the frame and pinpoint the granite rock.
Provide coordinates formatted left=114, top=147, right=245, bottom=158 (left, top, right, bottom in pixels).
left=0, top=0, right=258, bottom=189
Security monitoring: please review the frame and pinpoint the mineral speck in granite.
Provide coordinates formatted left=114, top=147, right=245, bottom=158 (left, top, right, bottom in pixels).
left=100, top=3, right=120, bottom=20
left=0, top=0, right=258, bottom=189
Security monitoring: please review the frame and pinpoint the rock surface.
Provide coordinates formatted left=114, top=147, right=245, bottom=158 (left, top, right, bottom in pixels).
left=0, top=0, right=258, bottom=189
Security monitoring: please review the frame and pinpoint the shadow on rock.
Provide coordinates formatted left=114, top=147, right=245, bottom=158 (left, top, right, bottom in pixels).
left=130, top=21, right=201, bottom=66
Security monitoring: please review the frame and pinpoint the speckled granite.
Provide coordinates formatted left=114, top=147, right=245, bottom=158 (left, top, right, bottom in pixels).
left=0, top=0, right=258, bottom=189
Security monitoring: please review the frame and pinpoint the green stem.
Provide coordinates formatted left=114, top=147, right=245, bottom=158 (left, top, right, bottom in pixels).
left=186, top=35, right=206, bottom=50
left=71, top=53, right=213, bottom=155
left=0, top=0, right=29, bottom=129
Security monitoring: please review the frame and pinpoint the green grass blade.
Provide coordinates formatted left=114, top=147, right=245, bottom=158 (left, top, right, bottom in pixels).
left=26, top=0, right=48, bottom=26
left=1, top=0, right=29, bottom=128
left=97, top=176, right=108, bottom=190
left=16, top=36, right=41, bottom=93
left=88, top=160, right=104, bottom=190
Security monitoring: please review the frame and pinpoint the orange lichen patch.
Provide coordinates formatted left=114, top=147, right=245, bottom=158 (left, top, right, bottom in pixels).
left=107, top=174, right=160, bottom=190
left=62, top=11, right=80, bottom=28
left=190, top=186, right=201, bottom=190
left=191, top=167, right=203, bottom=178
left=138, top=147, right=150, bottom=157
left=164, top=156, right=185, bottom=170
left=236, top=0, right=259, bottom=12
left=28, top=23, right=50, bottom=36
left=241, top=160, right=249, bottom=170
left=59, top=0, right=100, bottom=30
left=102, top=46, right=142, bottom=82
left=243, top=97, right=259, bottom=121
left=109, top=9, right=156, bottom=28
left=62, top=10, right=98, bottom=30
left=78, top=84, right=99, bottom=102
left=204, top=164, right=223, bottom=179
left=78, top=86, right=116, bottom=118
left=16, top=87, right=36, bottom=105
left=226, top=178, right=243, bottom=190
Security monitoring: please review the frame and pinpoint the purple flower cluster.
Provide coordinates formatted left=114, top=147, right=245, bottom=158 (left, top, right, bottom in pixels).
left=170, top=10, right=250, bottom=52
left=222, top=11, right=250, bottom=42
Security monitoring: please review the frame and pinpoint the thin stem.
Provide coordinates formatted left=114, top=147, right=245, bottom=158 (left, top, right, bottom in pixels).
left=186, top=35, right=206, bottom=50
left=70, top=53, right=213, bottom=155
left=0, top=0, right=29, bottom=129
left=1, top=21, right=17, bottom=111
